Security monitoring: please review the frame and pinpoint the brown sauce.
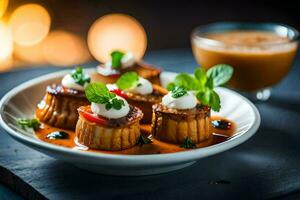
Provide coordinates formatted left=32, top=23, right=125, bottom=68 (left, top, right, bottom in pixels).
left=35, top=116, right=235, bottom=155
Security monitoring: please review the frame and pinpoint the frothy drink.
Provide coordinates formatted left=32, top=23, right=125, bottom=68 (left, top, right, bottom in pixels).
left=192, top=31, right=298, bottom=91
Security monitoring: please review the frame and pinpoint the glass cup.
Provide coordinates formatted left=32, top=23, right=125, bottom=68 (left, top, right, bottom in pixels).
left=191, top=22, right=299, bottom=101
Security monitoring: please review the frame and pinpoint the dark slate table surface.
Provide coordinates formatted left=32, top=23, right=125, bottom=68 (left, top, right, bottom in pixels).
left=1, top=48, right=300, bottom=200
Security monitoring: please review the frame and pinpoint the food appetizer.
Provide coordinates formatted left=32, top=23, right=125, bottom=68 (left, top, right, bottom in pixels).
left=75, top=83, right=144, bottom=150
left=152, top=64, right=233, bottom=145
left=36, top=67, right=90, bottom=130
left=114, top=72, right=168, bottom=124
left=29, top=63, right=235, bottom=155
left=91, top=51, right=161, bottom=85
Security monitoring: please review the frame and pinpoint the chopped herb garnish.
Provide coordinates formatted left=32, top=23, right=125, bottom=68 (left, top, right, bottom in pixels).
left=137, top=134, right=152, bottom=146
left=111, top=50, right=125, bottom=69
left=116, top=72, right=139, bottom=90
left=167, top=64, right=233, bottom=112
left=85, top=83, right=125, bottom=110
left=46, top=131, right=69, bottom=140
left=180, top=137, right=196, bottom=149
left=17, top=118, right=40, bottom=131
left=171, top=86, right=188, bottom=98
left=137, top=83, right=142, bottom=87
left=71, top=67, right=91, bottom=86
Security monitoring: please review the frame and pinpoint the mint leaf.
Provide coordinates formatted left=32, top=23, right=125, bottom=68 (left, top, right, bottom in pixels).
left=71, top=67, right=90, bottom=86
left=210, top=90, right=221, bottom=112
left=207, top=64, right=233, bottom=87
left=85, top=83, right=125, bottom=110
left=111, top=51, right=125, bottom=69
left=111, top=98, right=125, bottom=110
left=171, top=86, right=188, bottom=98
left=194, top=68, right=207, bottom=85
left=167, top=64, right=232, bottom=112
left=116, top=72, right=139, bottom=90
left=166, top=82, right=176, bottom=91
left=196, top=89, right=221, bottom=112
left=196, top=89, right=211, bottom=105
left=17, top=118, right=40, bottom=131
left=206, top=76, right=214, bottom=90
left=173, top=73, right=202, bottom=91
left=85, top=82, right=110, bottom=104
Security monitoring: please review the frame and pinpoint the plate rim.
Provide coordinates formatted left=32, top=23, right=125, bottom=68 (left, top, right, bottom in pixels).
left=0, top=69, right=261, bottom=166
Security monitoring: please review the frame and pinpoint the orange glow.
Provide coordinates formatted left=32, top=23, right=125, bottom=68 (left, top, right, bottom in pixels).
left=9, top=4, right=51, bottom=46
left=87, top=14, right=147, bottom=63
left=42, top=30, right=91, bottom=66
left=14, top=43, right=45, bottom=64
left=0, top=0, right=8, bottom=18
left=0, top=22, right=13, bottom=61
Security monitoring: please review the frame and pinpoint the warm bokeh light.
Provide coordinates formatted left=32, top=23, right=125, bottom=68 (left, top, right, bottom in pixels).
left=14, top=43, right=45, bottom=64
left=9, top=4, right=51, bottom=46
left=42, top=30, right=91, bottom=66
left=0, top=21, right=13, bottom=61
left=0, top=0, right=8, bottom=18
left=87, top=14, right=147, bottom=63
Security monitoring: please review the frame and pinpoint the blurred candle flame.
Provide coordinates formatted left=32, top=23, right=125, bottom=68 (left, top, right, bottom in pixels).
left=9, top=4, right=51, bottom=46
left=87, top=14, right=147, bottom=63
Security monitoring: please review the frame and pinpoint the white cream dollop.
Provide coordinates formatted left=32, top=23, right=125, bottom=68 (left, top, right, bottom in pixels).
left=61, top=74, right=88, bottom=91
left=126, top=77, right=153, bottom=95
left=97, top=63, right=119, bottom=76
left=162, top=91, right=197, bottom=109
left=121, top=52, right=136, bottom=68
left=91, top=96, right=130, bottom=119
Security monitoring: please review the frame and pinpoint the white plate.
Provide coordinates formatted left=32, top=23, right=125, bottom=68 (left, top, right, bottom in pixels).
left=0, top=69, right=260, bottom=176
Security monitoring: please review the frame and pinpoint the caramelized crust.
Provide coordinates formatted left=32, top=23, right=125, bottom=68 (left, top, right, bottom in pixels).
left=91, top=62, right=161, bottom=85
left=36, top=85, right=89, bottom=130
left=125, top=84, right=168, bottom=124
left=151, top=103, right=212, bottom=144
left=75, top=106, right=143, bottom=150
left=76, top=116, right=141, bottom=150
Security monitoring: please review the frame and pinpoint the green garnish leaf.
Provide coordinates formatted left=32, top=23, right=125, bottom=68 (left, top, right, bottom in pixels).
left=196, top=89, right=221, bottom=112
left=194, top=68, right=207, bottom=85
left=180, top=137, right=196, bottom=149
left=110, top=98, right=125, bottom=110
left=210, top=90, right=221, bottom=112
left=206, top=76, right=214, bottom=90
left=167, top=64, right=233, bottom=112
left=171, top=86, right=188, bottom=98
left=111, top=50, right=125, bottom=69
left=85, top=83, right=125, bottom=110
left=85, top=82, right=110, bottom=103
left=166, top=82, right=176, bottom=91
left=71, top=67, right=91, bottom=86
left=206, top=64, right=233, bottom=87
left=116, top=72, right=139, bottom=90
left=137, top=134, right=152, bottom=146
left=17, top=118, right=40, bottom=131
left=196, top=89, right=211, bottom=105
left=167, top=73, right=202, bottom=91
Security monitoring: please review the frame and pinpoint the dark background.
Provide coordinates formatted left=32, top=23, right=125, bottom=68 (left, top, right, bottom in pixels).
left=5, top=0, right=300, bottom=50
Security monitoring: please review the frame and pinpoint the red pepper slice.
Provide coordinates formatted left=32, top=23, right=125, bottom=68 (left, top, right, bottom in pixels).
left=110, top=89, right=128, bottom=99
left=79, top=107, right=107, bottom=125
